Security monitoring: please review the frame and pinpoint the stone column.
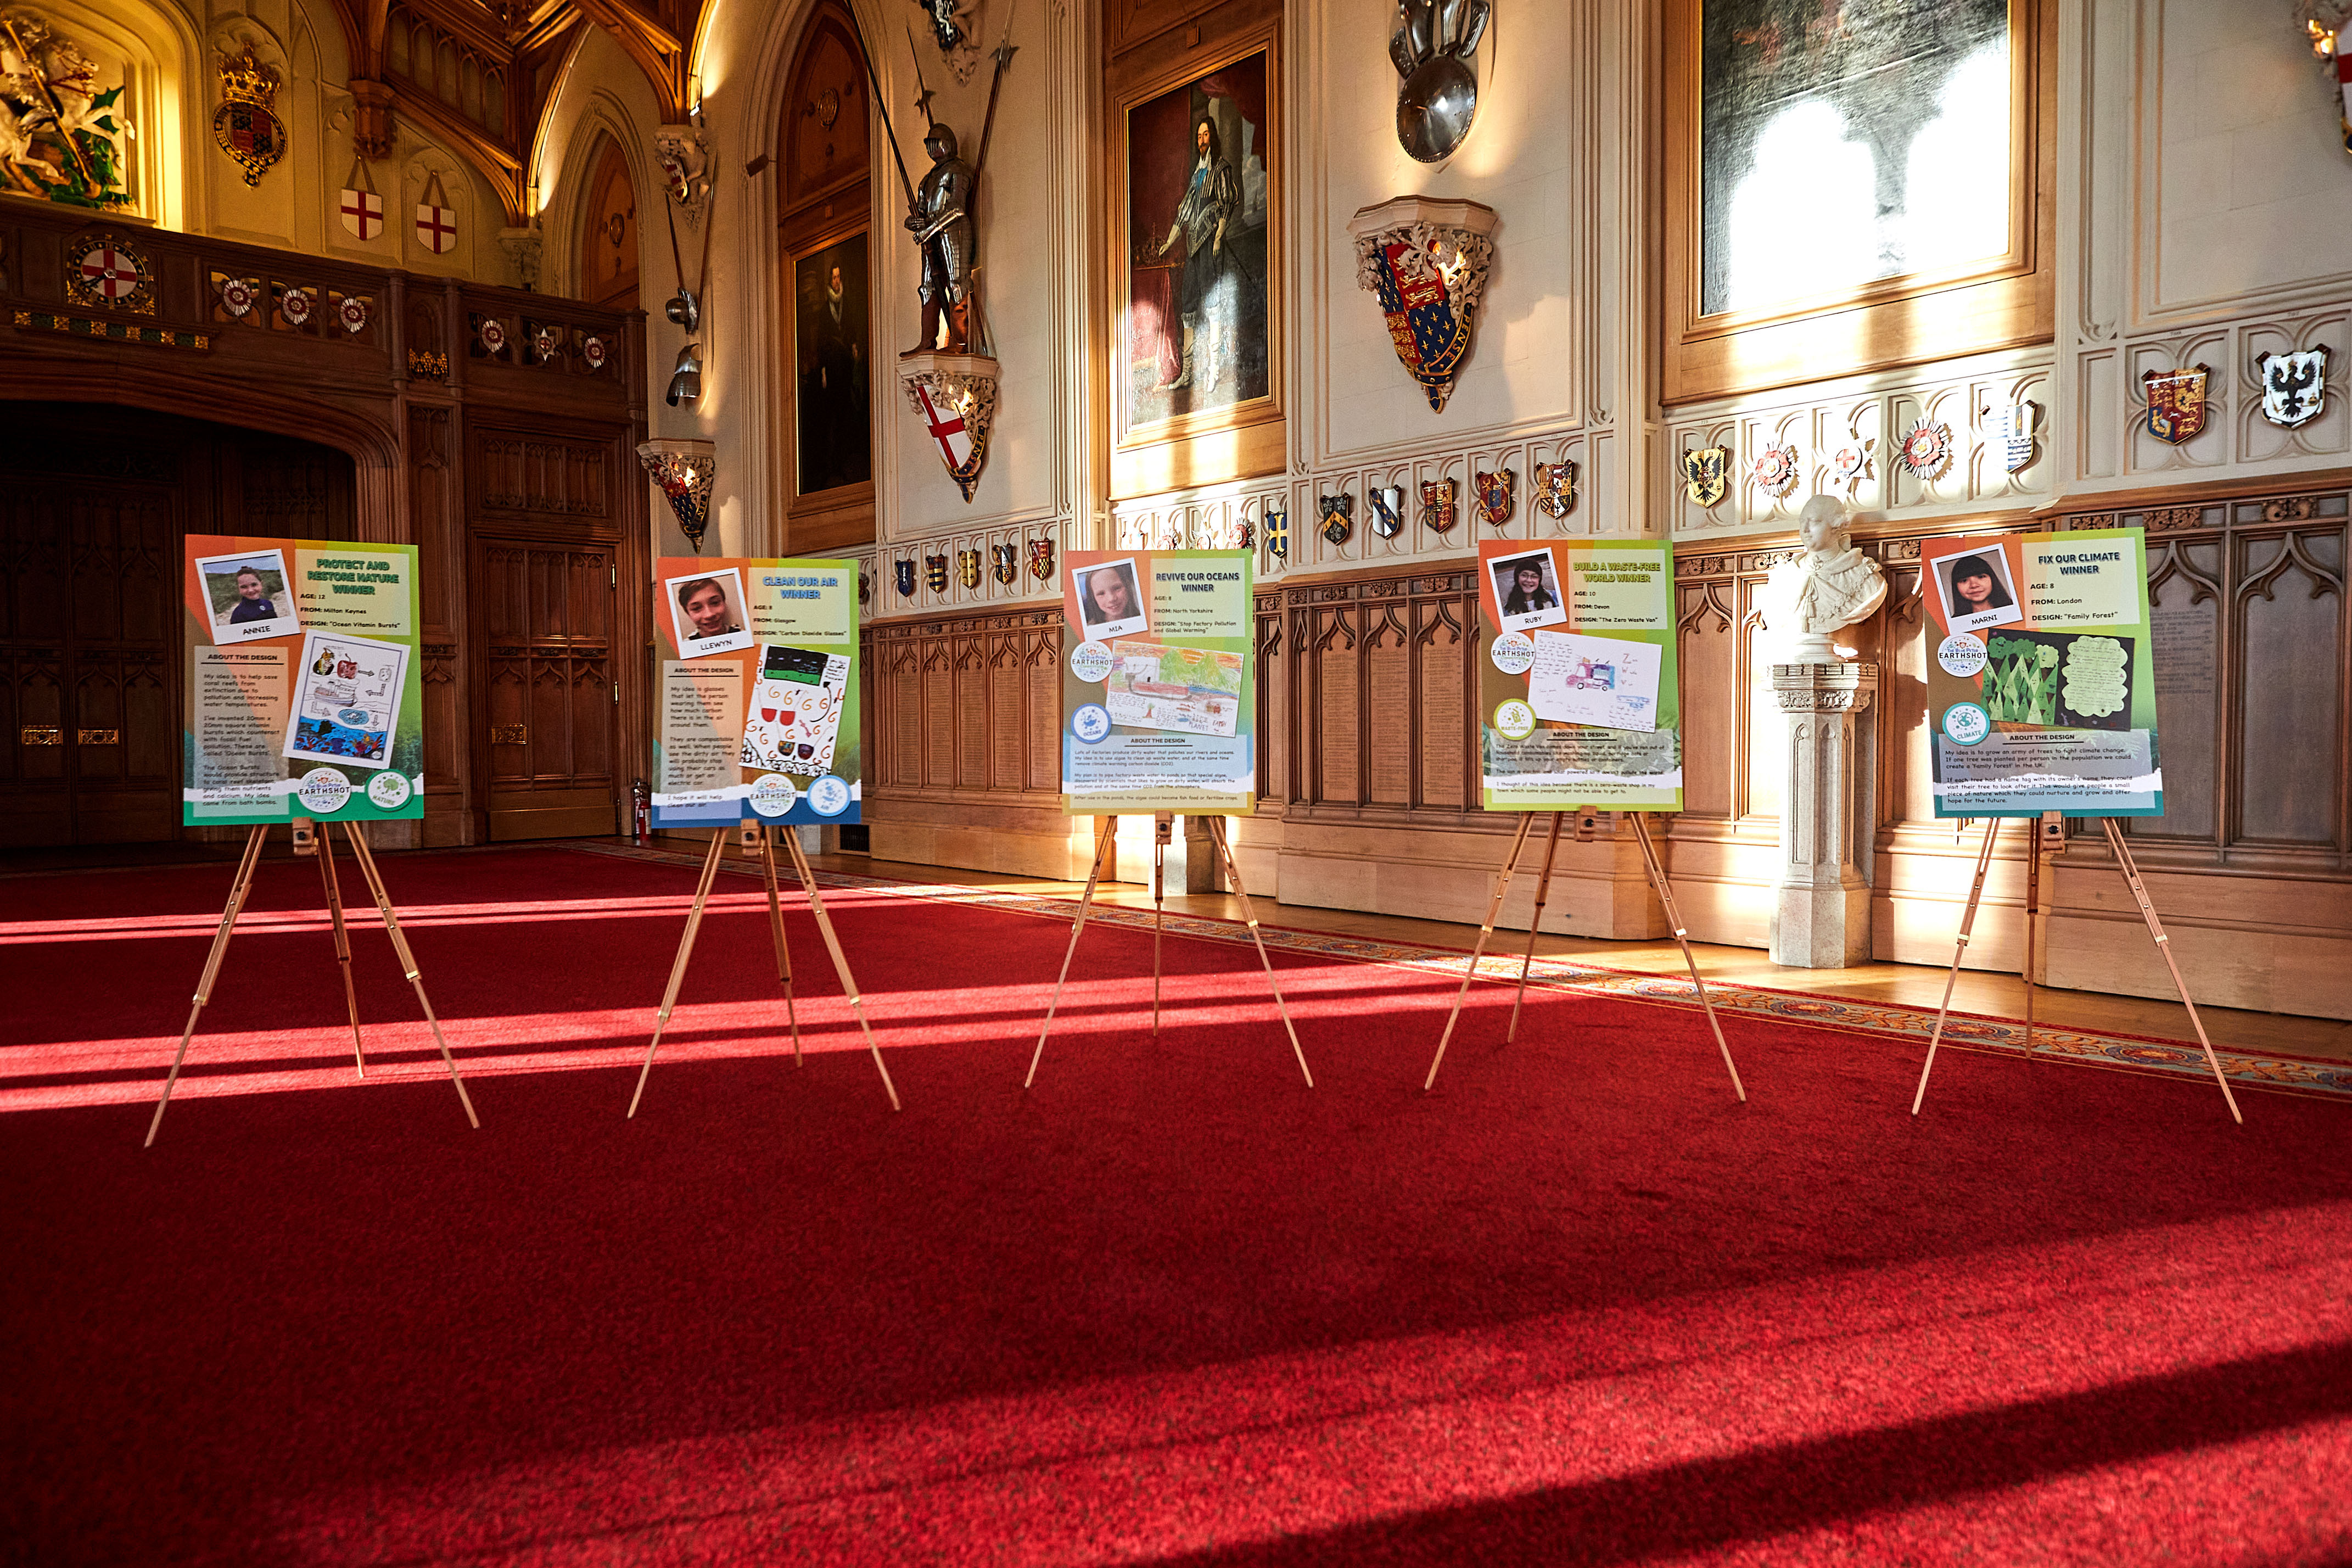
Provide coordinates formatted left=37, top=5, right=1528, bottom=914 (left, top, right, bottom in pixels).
left=1771, top=662, right=1878, bottom=968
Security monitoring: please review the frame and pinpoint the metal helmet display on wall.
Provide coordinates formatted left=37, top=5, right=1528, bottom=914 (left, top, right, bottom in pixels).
left=1391, top=0, right=1491, bottom=163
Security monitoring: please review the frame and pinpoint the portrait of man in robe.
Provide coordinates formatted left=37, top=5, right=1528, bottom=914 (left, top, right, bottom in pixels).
left=1123, top=51, right=1272, bottom=431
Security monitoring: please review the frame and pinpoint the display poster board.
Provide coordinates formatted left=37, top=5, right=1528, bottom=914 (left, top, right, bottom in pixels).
left=651, top=557, right=863, bottom=829
left=182, top=535, right=424, bottom=824
left=1476, top=537, right=1681, bottom=810
left=1922, top=527, right=2161, bottom=818
left=1060, top=549, right=1255, bottom=815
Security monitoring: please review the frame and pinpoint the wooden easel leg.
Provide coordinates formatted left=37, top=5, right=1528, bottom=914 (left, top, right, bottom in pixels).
left=629, top=829, right=729, bottom=1118
left=2103, top=819, right=2242, bottom=1125
left=1207, top=816, right=1312, bottom=1088
left=1910, top=818, right=2001, bottom=1116
left=316, top=825, right=367, bottom=1077
left=1506, top=813, right=1566, bottom=1044
left=2024, top=829, right=2040, bottom=1056
left=343, top=825, right=478, bottom=1129
left=759, top=829, right=802, bottom=1068
left=1425, top=814, right=1536, bottom=1091
left=1152, top=814, right=1170, bottom=1040
left=1631, top=813, right=1745, bottom=1102
left=780, top=827, right=900, bottom=1111
left=146, top=823, right=269, bottom=1147
left=1026, top=817, right=1115, bottom=1089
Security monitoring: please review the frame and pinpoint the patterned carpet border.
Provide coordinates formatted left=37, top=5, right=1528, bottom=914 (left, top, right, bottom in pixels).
left=570, top=841, right=2352, bottom=1102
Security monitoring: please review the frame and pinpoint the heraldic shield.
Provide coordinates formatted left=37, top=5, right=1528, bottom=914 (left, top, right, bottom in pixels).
left=1366, top=238, right=1476, bottom=412
left=991, top=543, right=1017, bottom=585
left=1679, top=446, right=1729, bottom=508
left=924, top=553, right=949, bottom=592
left=1474, top=467, right=1515, bottom=528
left=1264, top=499, right=1290, bottom=558
left=1368, top=485, right=1405, bottom=539
left=956, top=548, right=982, bottom=590
left=894, top=558, right=917, bottom=598
left=1028, top=537, right=1056, bottom=580
left=1419, top=478, right=1458, bottom=533
left=1319, top=494, right=1354, bottom=546
left=1533, top=460, right=1578, bottom=519
left=2142, top=366, right=2211, bottom=445
left=2257, top=348, right=2329, bottom=429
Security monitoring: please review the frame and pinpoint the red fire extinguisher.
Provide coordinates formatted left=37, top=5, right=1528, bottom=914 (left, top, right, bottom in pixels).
left=630, top=779, right=651, bottom=846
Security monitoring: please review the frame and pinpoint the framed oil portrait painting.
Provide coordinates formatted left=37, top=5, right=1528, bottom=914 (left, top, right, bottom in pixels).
left=792, top=229, right=872, bottom=498
left=1662, top=0, right=2052, bottom=404
left=1111, top=36, right=1283, bottom=499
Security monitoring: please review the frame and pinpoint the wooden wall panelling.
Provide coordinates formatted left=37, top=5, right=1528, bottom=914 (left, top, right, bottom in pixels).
left=2032, top=488, right=2350, bottom=1015
left=859, top=608, right=1089, bottom=879
left=465, top=411, right=630, bottom=842
left=1413, top=594, right=1471, bottom=813
left=407, top=405, right=469, bottom=845
left=1026, top=625, right=1061, bottom=793
left=2142, top=523, right=2224, bottom=846
left=1308, top=595, right=1358, bottom=806
left=0, top=409, right=368, bottom=849
left=1, top=202, right=642, bottom=850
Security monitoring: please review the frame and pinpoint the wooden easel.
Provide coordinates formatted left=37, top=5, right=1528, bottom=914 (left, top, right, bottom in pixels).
left=1027, top=813, right=1312, bottom=1089
left=628, top=823, right=899, bottom=1116
left=147, top=817, right=479, bottom=1146
left=1911, top=816, right=2242, bottom=1122
left=1425, top=809, right=1745, bottom=1100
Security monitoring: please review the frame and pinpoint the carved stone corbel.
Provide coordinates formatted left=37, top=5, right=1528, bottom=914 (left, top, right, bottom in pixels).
left=898, top=351, right=999, bottom=503
left=637, top=439, right=716, bottom=552
left=349, top=79, right=395, bottom=160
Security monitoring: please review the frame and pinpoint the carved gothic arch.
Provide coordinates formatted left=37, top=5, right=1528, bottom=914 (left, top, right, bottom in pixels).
left=542, top=92, right=657, bottom=306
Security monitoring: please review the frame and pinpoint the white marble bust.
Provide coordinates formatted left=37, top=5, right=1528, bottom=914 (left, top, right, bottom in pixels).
left=1763, top=496, right=1888, bottom=663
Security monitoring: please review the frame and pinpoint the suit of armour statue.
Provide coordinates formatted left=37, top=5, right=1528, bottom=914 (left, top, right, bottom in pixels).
left=906, top=124, right=975, bottom=352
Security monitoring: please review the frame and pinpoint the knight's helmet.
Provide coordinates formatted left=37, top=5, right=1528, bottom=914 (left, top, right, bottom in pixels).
left=924, top=122, right=959, bottom=161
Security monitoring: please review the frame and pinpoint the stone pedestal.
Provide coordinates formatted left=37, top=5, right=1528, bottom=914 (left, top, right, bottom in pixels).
left=1770, top=662, right=1878, bottom=968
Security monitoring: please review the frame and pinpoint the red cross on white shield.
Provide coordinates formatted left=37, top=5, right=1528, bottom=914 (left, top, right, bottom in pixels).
left=914, top=384, right=971, bottom=472
left=416, top=202, right=457, bottom=254
left=79, top=247, right=139, bottom=299
left=340, top=188, right=384, bottom=241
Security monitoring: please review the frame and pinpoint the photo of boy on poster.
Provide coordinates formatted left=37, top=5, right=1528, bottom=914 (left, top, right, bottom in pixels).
left=197, top=549, right=301, bottom=645
left=1074, top=558, right=1149, bottom=641
left=1934, top=547, right=2022, bottom=634
left=1489, top=548, right=1568, bottom=633
left=666, top=568, right=754, bottom=658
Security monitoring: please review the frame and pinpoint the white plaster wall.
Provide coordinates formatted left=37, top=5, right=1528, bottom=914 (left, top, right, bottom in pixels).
left=535, top=29, right=663, bottom=309
left=668, top=0, right=1089, bottom=585
left=128, top=0, right=519, bottom=284
left=1118, top=0, right=1655, bottom=592
left=2059, top=0, right=2352, bottom=491
left=1310, top=0, right=1581, bottom=464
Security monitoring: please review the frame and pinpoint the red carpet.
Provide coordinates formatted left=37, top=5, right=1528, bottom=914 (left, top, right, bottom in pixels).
left=2, top=843, right=2349, bottom=1566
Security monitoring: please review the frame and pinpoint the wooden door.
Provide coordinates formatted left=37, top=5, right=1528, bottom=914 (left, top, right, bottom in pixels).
left=0, top=468, right=179, bottom=846
left=472, top=533, right=620, bottom=839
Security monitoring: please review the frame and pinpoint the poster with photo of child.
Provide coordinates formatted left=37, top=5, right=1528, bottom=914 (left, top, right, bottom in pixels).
left=1920, top=528, right=2163, bottom=818
left=181, top=535, right=423, bottom=825
left=650, top=557, right=863, bottom=828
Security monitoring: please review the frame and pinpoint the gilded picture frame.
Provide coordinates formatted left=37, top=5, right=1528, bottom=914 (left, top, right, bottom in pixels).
left=1108, top=27, right=1284, bottom=500
left=1661, top=0, right=2053, bottom=405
